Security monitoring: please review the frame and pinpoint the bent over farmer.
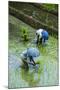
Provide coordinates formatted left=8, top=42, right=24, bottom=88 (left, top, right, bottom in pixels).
left=20, top=47, right=40, bottom=69
left=36, top=29, right=49, bottom=45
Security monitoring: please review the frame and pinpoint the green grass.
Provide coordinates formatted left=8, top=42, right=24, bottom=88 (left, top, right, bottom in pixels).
left=42, top=4, right=58, bottom=12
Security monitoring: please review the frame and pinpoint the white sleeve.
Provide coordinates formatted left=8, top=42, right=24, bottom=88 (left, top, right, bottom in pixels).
left=36, top=29, right=43, bottom=38
left=20, top=50, right=27, bottom=60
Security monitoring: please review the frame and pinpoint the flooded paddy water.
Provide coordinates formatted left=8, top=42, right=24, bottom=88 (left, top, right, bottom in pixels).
left=8, top=15, right=58, bottom=88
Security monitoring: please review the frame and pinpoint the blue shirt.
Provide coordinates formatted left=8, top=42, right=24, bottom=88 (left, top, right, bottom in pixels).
left=42, top=30, right=48, bottom=40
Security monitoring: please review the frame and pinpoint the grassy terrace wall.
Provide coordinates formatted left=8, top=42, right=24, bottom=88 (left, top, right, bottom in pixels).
left=32, top=3, right=58, bottom=16
left=9, top=2, right=58, bottom=37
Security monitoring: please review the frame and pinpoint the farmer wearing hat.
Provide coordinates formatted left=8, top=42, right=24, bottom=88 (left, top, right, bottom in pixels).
left=20, top=47, right=40, bottom=68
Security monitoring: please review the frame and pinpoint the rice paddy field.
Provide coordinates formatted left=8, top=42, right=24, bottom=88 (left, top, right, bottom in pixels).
left=8, top=15, right=58, bottom=88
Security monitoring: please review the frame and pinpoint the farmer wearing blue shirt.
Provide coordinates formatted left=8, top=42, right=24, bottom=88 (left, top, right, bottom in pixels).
left=36, top=29, right=49, bottom=45
left=20, top=48, right=40, bottom=68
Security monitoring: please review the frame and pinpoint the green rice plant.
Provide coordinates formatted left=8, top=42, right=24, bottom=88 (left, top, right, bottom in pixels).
left=21, top=27, right=29, bottom=41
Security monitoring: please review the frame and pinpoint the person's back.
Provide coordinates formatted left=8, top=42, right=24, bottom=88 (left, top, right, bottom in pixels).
left=36, top=28, right=49, bottom=45
left=36, top=29, right=43, bottom=39
left=42, top=30, right=49, bottom=40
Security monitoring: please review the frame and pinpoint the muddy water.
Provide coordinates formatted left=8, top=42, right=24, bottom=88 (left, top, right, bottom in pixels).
left=8, top=15, right=58, bottom=88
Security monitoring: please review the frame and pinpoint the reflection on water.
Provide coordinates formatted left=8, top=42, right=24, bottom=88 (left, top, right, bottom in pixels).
left=8, top=52, right=42, bottom=88
left=21, top=67, right=40, bottom=87
left=8, top=15, right=58, bottom=88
